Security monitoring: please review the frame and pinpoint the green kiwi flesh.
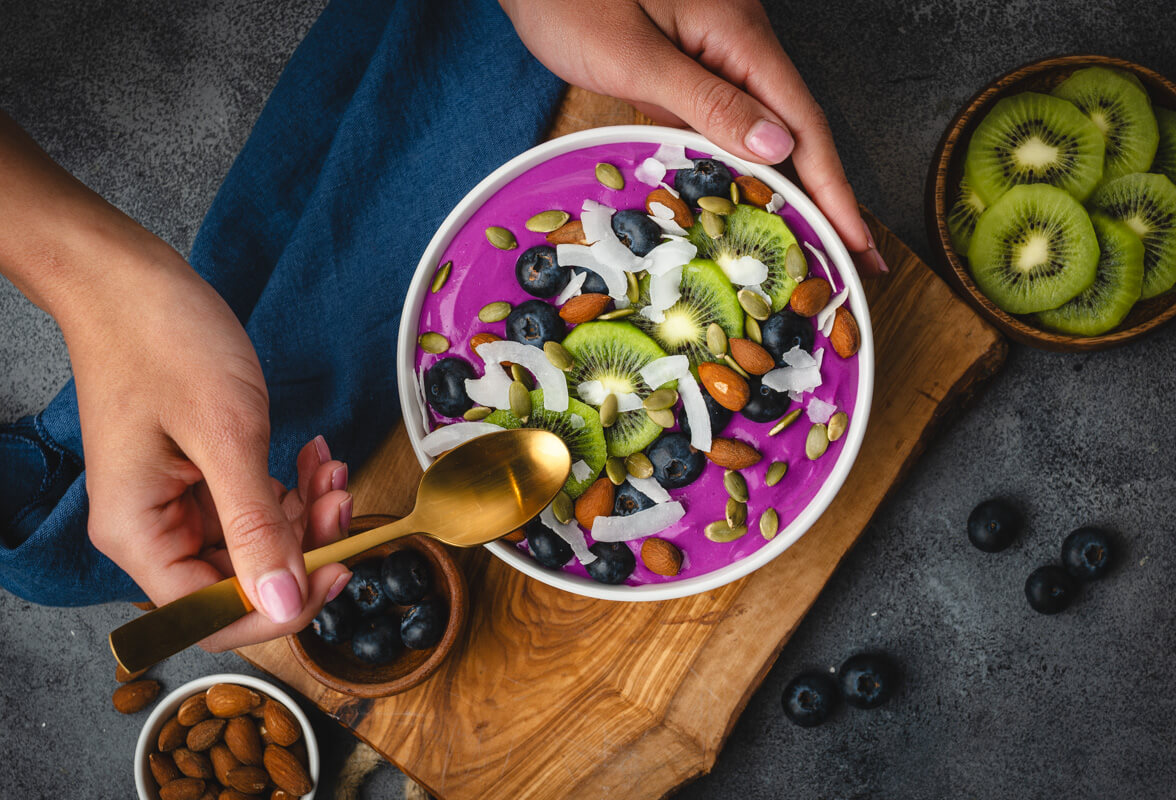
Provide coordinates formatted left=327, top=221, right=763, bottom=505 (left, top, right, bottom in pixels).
left=967, top=183, right=1099, bottom=314
left=1152, top=106, right=1176, bottom=185
left=687, top=205, right=799, bottom=310
left=1036, top=212, right=1144, bottom=335
left=1051, top=67, right=1159, bottom=184
left=964, top=91, right=1105, bottom=205
left=632, top=257, right=744, bottom=368
left=1090, top=172, right=1176, bottom=299
left=485, top=390, right=606, bottom=498
left=948, top=176, right=987, bottom=255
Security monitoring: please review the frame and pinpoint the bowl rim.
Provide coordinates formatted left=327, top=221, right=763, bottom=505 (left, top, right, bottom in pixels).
left=926, top=53, right=1176, bottom=351
left=133, top=672, right=319, bottom=800
left=396, top=124, right=874, bottom=602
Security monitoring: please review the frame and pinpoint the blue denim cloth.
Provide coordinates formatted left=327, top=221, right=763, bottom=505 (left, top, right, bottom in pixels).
left=0, top=0, right=564, bottom=605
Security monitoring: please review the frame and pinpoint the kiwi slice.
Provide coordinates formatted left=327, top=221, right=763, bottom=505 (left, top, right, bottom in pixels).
left=687, top=205, right=799, bottom=310
left=485, top=390, right=606, bottom=498
left=1051, top=67, right=1159, bottom=185
left=967, top=183, right=1098, bottom=314
left=561, top=321, right=669, bottom=458
left=1035, top=212, right=1144, bottom=335
left=947, top=176, right=987, bottom=255
left=964, top=91, right=1105, bottom=205
left=632, top=257, right=744, bottom=368
left=1151, top=107, right=1176, bottom=184
left=1089, top=172, right=1176, bottom=299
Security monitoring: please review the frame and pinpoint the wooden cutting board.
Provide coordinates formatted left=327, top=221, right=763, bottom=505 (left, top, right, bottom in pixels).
left=239, top=88, right=1008, bottom=799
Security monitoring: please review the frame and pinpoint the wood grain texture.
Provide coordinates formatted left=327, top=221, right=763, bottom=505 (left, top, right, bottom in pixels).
left=238, top=87, right=1007, bottom=799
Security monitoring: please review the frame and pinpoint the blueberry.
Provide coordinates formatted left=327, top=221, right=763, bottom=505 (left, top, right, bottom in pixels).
left=740, top=379, right=790, bottom=423
left=1061, top=527, right=1113, bottom=581
left=647, top=432, right=705, bottom=489
left=679, top=389, right=733, bottom=439
left=424, top=357, right=476, bottom=418
left=613, top=482, right=656, bottom=517
left=525, top=519, right=573, bottom=569
left=309, top=595, right=356, bottom=645
left=380, top=548, right=432, bottom=605
left=1025, top=565, right=1077, bottom=614
left=505, top=299, right=565, bottom=348
left=576, top=268, right=608, bottom=295
left=343, top=559, right=392, bottom=617
left=400, top=596, right=447, bottom=650
left=611, top=209, right=661, bottom=256
left=761, top=310, right=815, bottom=363
left=837, top=653, right=897, bottom=709
left=585, top=541, right=636, bottom=585
left=674, top=158, right=734, bottom=208
left=351, top=615, right=400, bottom=664
left=781, top=672, right=838, bottom=727
left=515, top=245, right=569, bottom=298
left=967, top=498, right=1021, bottom=553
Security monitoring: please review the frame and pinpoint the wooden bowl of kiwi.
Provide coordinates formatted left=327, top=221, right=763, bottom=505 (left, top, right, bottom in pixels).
left=926, top=54, right=1176, bottom=351
left=287, top=515, right=468, bottom=698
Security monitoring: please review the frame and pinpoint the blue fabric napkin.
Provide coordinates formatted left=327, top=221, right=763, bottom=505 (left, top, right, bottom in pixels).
left=0, top=0, right=565, bottom=605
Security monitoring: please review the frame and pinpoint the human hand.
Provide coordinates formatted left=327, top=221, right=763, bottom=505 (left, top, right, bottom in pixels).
left=500, top=0, right=887, bottom=277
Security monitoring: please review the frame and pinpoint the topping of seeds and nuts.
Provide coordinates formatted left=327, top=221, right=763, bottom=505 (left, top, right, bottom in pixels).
left=600, top=393, right=619, bottom=428
left=418, top=332, right=449, bottom=354
left=508, top=380, right=532, bottom=420
left=552, top=491, right=575, bottom=524
left=745, top=314, right=763, bottom=344
left=700, top=209, right=725, bottom=238
left=625, top=452, right=654, bottom=480
left=784, top=244, right=808, bottom=282
left=643, top=388, right=678, bottom=411
left=641, top=537, right=683, bottom=576
left=769, top=409, right=803, bottom=436
left=830, top=307, right=862, bottom=358
left=705, top=520, right=748, bottom=543
left=723, top=470, right=748, bottom=503
left=698, top=195, right=736, bottom=215
left=485, top=226, right=517, bottom=250
left=463, top=406, right=492, bottom=421
left=647, top=407, right=675, bottom=428
left=706, top=322, right=728, bottom=357
left=760, top=508, right=779, bottom=540
left=525, top=210, right=571, bottom=233
left=544, top=340, right=574, bottom=372
left=478, top=301, right=512, bottom=323
left=723, top=354, right=752, bottom=380
left=645, top=188, right=693, bottom=228
left=735, top=174, right=774, bottom=206
left=605, top=456, right=627, bottom=485
left=510, top=363, right=533, bottom=389
left=806, top=423, right=830, bottom=460
left=559, top=293, right=611, bottom=323
left=737, top=288, right=771, bottom=321
left=729, top=338, right=773, bottom=375
left=595, top=162, right=625, bottom=190
left=726, top=498, right=747, bottom=528
left=827, top=411, right=848, bottom=442
left=546, top=218, right=588, bottom=245
left=597, top=307, right=636, bottom=321
left=431, top=260, right=452, bottom=293
left=765, top=461, right=788, bottom=487
left=790, top=278, right=832, bottom=317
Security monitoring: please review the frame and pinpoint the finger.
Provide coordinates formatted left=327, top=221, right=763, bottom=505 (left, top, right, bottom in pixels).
left=304, top=490, right=353, bottom=550
left=630, top=100, right=687, bottom=128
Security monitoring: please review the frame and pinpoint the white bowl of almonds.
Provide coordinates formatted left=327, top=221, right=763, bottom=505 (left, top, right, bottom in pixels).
left=398, top=126, right=873, bottom=601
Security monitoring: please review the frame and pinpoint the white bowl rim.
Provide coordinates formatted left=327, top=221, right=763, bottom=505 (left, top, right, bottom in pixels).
left=396, top=124, right=874, bottom=602
left=134, top=672, right=320, bottom=800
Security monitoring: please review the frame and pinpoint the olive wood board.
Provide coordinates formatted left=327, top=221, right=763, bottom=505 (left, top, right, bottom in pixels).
left=238, top=87, right=1009, bottom=799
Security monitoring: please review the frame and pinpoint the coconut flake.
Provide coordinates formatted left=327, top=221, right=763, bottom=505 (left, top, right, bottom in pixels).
left=571, top=459, right=593, bottom=482
left=677, top=370, right=712, bottom=452
left=581, top=199, right=643, bottom=273
left=570, top=414, right=586, bottom=430
left=805, top=241, right=838, bottom=293
left=652, top=143, right=694, bottom=170
left=626, top=475, right=672, bottom=505
left=576, top=380, right=643, bottom=412
left=556, top=244, right=629, bottom=300
left=642, top=239, right=696, bottom=276
left=766, top=192, right=786, bottom=213
left=763, top=345, right=823, bottom=396
left=639, top=266, right=682, bottom=324
left=658, top=181, right=680, bottom=198
left=464, top=365, right=512, bottom=409
left=807, top=397, right=836, bottom=424
left=648, top=213, right=689, bottom=237
left=538, top=506, right=596, bottom=565
left=641, top=355, right=690, bottom=389
left=635, top=157, right=667, bottom=186
left=414, top=364, right=431, bottom=436
left=592, top=502, right=686, bottom=542
left=475, top=340, right=569, bottom=412
left=421, top=421, right=505, bottom=457
left=556, top=269, right=588, bottom=305
left=649, top=202, right=675, bottom=220
left=786, top=348, right=825, bottom=401
left=817, top=288, right=849, bottom=337
left=719, top=255, right=769, bottom=286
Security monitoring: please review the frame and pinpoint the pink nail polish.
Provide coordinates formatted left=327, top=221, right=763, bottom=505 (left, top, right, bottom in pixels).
left=331, top=464, right=348, bottom=492
left=872, top=248, right=890, bottom=274
left=745, top=120, right=795, bottom=163
left=313, top=435, right=330, bottom=465
left=326, top=571, right=352, bottom=603
left=862, top=220, right=876, bottom=250
left=256, top=570, right=303, bottom=624
left=339, top=496, right=353, bottom=534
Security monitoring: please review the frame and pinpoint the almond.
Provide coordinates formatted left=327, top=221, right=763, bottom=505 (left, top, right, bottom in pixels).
left=112, top=679, right=161, bottom=714
left=186, top=718, right=227, bottom=752
left=270, top=790, right=298, bottom=800
left=150, top=752, right=182, bottom=786
left=469, top=331, right=501, bottom=355
left=545, top=218, right=587, bottom=245
left=728, top=338, right=774, bottom=375
left=206, top=684, right=262, bottom=718
left=197, top=786, right=218, bottom=800
left=705, top=437, right=762, bottom=469
left=224, top=716, right=264, bottom=766
left=789, top=278, right=831, bottom=317
left=158, top=778, right=206, bottom=800
left=735, top=175, right=774, bottom=206
left=830, top=307, right=861, bottom=358
left=158, top=716, right=190, bottom=752
left=115, top=663, right=148, bottom=683
left=173, top=748, right=215, bottom=780
left=698, top=362, right=750, bottom=411
left=261, top=702, right=301, bottom=748
left=574, top=477, right=614, bottom=530
left=225, top=765, right=270, bottom=794
left=210, top=743, right=241, bottom=785
left=640, top=538, right=683, bottom=577
left=645, top=188, right=694, bottom=229
left=559, top=292, right=611, bottom=323
left=218, top=790, right=254, bottom=800
left=502, top=528, right=525, bottom=543
left=288, top=738, right=309, bottom=770
left=177, top=693, right=212, bottom=727
left=263, top=745, right=314, bottom=795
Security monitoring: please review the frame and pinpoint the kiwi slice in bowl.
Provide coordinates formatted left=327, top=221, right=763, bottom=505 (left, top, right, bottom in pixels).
left=964, top=91, right=1106, bottom=205
left=1035, top=213, right=1144, bottom=335
left=967, top=183, right=1098, bottom=314
left=1151, top=107, right=1176, bottom=185
left=687, top=205, right=800, bottom=310
left=1051, top=67, right=1159, bottom=185
left=632, top=257, right=744, bottom=368
left=1089, top=172, right=1176, bottom=299
left=947, top=176, right=987, bottom=255
left=561, top=321, right=670, bottom=458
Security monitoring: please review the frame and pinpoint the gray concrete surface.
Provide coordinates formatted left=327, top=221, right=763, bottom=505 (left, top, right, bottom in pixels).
left=1, top=1, right=1173, bottom=798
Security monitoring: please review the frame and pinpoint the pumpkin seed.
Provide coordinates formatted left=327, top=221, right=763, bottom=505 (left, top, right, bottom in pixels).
left=737, top=288, right=771, bottom=321
left=723, top=470, right=748, bottom=503
left=706, top=322, right=728, bottom=356
left=418, top=332, right=449, bottom=354
left=705, top=520, right=747, bottom=543
left=626, top=271, right=640, bottom=304
left=647, top=407, right=675, bottom=428
left=759, top=508, right=779, bottom=540
left=643, top=388, right=678, bottom=411
left=479, top=301, right=512, bottom=323
left=745, top=315, right=762, bottom=345
left=595, top=162, right=624, bottom=190
left=730, top=181, right=740, bottom=205
left=511, top=363, right=533, bottom=390
left=723, top=354, right=751, bottom=380
left=544, top=340, right=574, bottom=372
left=509, top=380, right=532, bottom=420
left=597, top=307, right=635, bottom=320
left=525, top=209, right=570, bottom=233
left=700, top=209, right=725, bottom=238
left=605, top=457, right=627, bottom=486
left=726, top=498, right=747, bottom=529
left=827, top=411, right=848, bottom=442
left=765, top=461, right=788, bottom=487
left=769, top=409, right=802, bottom=436
left=698, top=195, right=736, bottom=215
left=552, top=491, right=574, bottom=524
left=806, top=423, right=829, bottom=460
left=463, top=406, right=492, bottom=421
left=625, top=452, right=654, bottom=480
left=784, top=243, right=808, bottom=281
left=430, top=260, right=452, bottom=294
left=485, top=226, right=517, bottom=250
left=600, top=393, right=619, bottom=428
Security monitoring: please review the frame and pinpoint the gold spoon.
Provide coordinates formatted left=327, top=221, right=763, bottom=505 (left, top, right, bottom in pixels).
left=109, top=428, right=570, bottom=673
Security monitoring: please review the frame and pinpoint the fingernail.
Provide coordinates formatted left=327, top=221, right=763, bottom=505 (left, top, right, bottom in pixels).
left=745, top=120, right=794, bottom=162
left=256, top=570, right=303, bottom=624
left=331, top=464, right=348, bottom=492
left=872, top=248, right=890, bottom=274
left=313, top=435, right=330, bottom=464
left=338, top=495, right=353, bottom=534
left=862, top=220, right=876, bottom=250
left=326, top=570, right=352, bottom=603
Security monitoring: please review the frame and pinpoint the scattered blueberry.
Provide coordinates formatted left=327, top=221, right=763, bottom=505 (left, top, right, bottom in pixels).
left=613, top=482, right=656, bottom=517
left=761, top=310, right=815, bottom=363
left=1062, top=527, right=1113, bottom=581
left=837, top=653, right=897, bottom=709
left=741, top=379, right=791, bottom=424
left=505, top=299, right=565, bottom=348
left=400, top=596, right=447, bottom=650
left=380, top=548, right=432, bottom=605
left=781, top=672, right=839, bottom=727
left=515, top=245, right=569, bottom=298
left=309, top=595, right=355, bottom=645
left=343, top=560, right=392, bottom=617
left=967, top=498, right=1021, bottom=553
left=647, top=432, right=705, bottom=489
left=1025, top=565, right=1077, bottom=614
left=351, top=615, right=400, bottom=664
left=576, top=268, right=608, bottom=295
left=674, top=158, right=734, bottom=208
left=424, top=357, right=476, bottom=418
left=611, top=209, right=662, bottom=256
left=679, top=389, right=733, bottom=440
left=585, top=541, right=636, bottom=584
left=526, top=520, right=573, bottom=569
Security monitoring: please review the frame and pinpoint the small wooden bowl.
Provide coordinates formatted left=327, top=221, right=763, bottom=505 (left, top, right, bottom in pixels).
left=926, top=54, right=1176, bottom=351
left=287, top=515, right=468, bottom=698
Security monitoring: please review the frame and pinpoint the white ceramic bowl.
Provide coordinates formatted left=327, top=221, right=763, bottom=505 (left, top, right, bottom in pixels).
left=397, top=125, right=874, bottom=602
left=134, top=673, right=319, bottom=800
